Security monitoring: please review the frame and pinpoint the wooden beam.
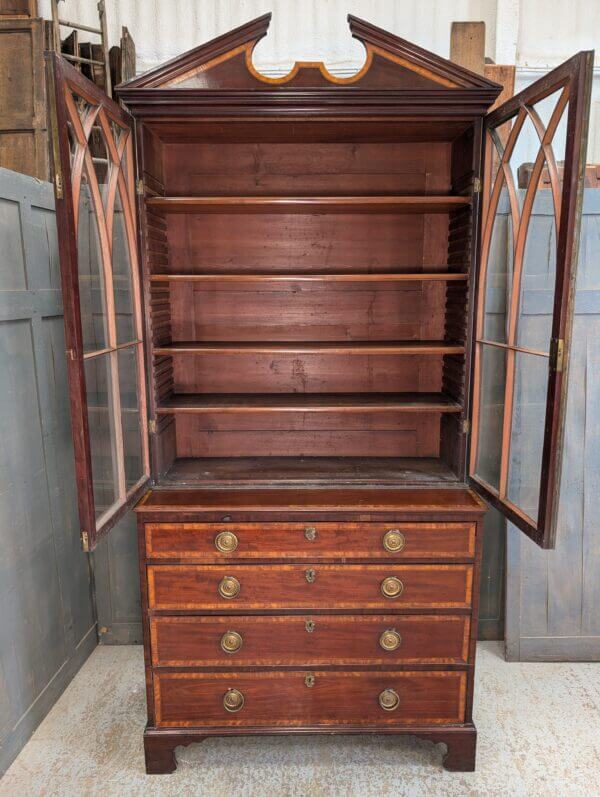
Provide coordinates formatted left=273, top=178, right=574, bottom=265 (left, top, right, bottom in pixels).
left=450, top=22, right=486, bottom=76
left=484, top=64, right=516, bottom=111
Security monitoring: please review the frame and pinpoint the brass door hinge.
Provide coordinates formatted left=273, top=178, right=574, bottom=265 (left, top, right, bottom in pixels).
left=66, top=348, right=76, bottom=361
left=47, top=63, right=64, bottom=200
left=550, top=338, right=565, bottom=373
left=149, top=419, right=157, bottom=434
left=462, top=419, right=471, bottom=435
left=136, top=178, right=144, bottom=196
left=473, top=177, right=481, bottom=194
left=80, top=530, right=90, bottom=552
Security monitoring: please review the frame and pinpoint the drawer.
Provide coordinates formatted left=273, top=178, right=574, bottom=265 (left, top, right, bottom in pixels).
left=150, top=614, right=471, bottom=666
left=145, top=522, right=476, bottom=561
left=153, top=669, right=467, bottom=727
left=147, top=564, right=473, bottom=611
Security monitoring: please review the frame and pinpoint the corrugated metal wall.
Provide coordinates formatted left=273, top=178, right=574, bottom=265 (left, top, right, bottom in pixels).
left=38, top=0, right=499, bottom=73
left=36, top=0, right=599, bottom=73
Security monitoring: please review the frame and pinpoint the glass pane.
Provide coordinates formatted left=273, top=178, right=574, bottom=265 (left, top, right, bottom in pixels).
left=85, top=354, right=118, bottom=518
left=117, top=345, right=144, bottom=489
left=110, top=118, right=125, bottom=152
left=532, top=88, right=568, bottom=146
left=112, top=186, right=137, bottom=344
left=66, top=119, right=78, bottom=167
left=507, top=352, right=550, bottom=522
left=71, top=91, right=94, bottom=127
left=77, top=168, right=109, bottom=353
left=506, top=110, right=540, bottom=213
left=89, top=121, right=111, bottom=206
left=487, top=130, right=504, bottom=201
left=515, top=99, right=569, bottom=354
left=517, top=160, right=557, bottom=353
left=474, top=343, right=507, bottom=491
left=482, top=186, right=513, bottom=343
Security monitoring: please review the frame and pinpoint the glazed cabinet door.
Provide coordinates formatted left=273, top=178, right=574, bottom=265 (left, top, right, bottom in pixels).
left=47, top=53, right=150, bottom=550
left=470, top=52, right=593, bottom=548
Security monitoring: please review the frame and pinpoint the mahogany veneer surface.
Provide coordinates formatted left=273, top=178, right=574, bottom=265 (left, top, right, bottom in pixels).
left=122, top=9, right=504, bottom=772
left=145, top=521, right=476, bottom=560
left=150, top=614, right=471, bottom=666
left=147, top=563, right=474, bottom=611
left=137, top=487, right=485, bottom=513
left=153, top=670, right=467, bottom=727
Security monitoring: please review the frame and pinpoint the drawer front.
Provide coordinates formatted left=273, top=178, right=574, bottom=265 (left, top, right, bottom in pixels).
left=147, top=564, right=473, bottom=611
left=145, top=522, right=476, bottom=561
left=154, top=669, right=467, bottom=727
left=150, top=614, right=471, bottom=666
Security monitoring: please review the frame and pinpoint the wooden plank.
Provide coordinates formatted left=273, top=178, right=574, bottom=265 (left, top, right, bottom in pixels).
left=0, top=18, right=48, bottom=179
left=136, top=485, right=485, bottom=513
left=483, top=64, right=516, bottom=112
left=155, top=341, right=465, bottom=355
left=160, top=456, right=460, bottom=488
left=0, top=0, right=37, bottom=16
left=110, top=26, right=136, bottom=87
left=156, top=392, right=463, bottom=413
left=148, top=195, right=471, bottom=214
left=150, top=272, right=469, bottom=283
left=450, top=22, right=485, bottom=76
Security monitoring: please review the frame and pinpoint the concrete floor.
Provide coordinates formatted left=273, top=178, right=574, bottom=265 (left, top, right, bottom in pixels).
left=1, top=642, right=599, bottom=796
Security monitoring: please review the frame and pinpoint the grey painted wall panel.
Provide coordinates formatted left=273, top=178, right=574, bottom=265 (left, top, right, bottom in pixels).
left=0, top=168, right=97, bottom=774
left=93, top=512, right=143, bottom=644
left=506, top=189, right=600, bottom=661
left=479, top=507, right=506, bottom=639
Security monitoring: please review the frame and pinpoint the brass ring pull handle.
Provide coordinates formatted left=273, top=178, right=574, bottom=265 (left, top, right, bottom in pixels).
left=218, top=575, right=240, bottom=599
left=379, top=629, right=402, bottom=651
left=383, top=529, right=406, bottom=553
left=215, top=531, right=238, bottom=553
left=379, top=688, right=400, bottom=711
left=223, top=688, right=245, bottom=712
left=305, top=568, right=316, bottom=583
left=381, top=576, right=403, bottom=599
left=305, top=526, right=317, bottom=541
left=221, top=630, right=243, bottom=653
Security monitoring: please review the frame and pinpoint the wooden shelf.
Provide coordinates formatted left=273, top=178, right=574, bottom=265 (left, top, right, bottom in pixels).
left=160, top=456, right=460, bottom=487
left=154, top=341, right=466, bottom=355
left=150, top=272, right=469, bottom=283
left=156, top=392, right=463, bottom=414
left=146, top=195, right=471, bottom=214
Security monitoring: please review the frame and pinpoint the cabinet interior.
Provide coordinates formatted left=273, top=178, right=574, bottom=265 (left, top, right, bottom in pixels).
left=141, top=120, right=476, bottom=487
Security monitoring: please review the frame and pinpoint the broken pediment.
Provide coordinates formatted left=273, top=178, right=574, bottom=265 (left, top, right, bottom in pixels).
left=118, top=13, right=501, bottom=92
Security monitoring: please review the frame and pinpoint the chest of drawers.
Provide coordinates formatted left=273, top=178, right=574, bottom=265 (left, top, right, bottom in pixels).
left=135, top=487, right=486, bottom=773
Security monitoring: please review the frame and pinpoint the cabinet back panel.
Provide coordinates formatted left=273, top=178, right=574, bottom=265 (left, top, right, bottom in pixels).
left=170, top=282, right=447, bottom=342
left=166, top=213, right=449, bottom=273
left=172, top=353, right=443, bottom=394
left=174, top=415, right=441, bottom=458
left=163, top=142, right=451, bottom=196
